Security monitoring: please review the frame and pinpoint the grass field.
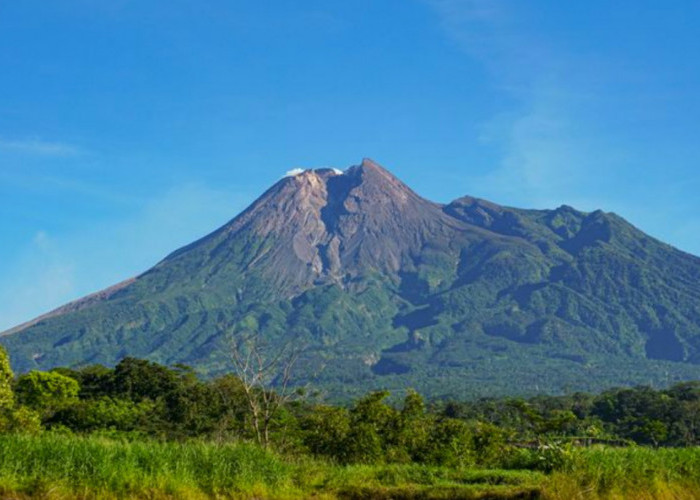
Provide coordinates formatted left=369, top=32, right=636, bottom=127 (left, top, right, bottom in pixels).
left=0, top=434, right=697, bottom=499
left=544, top=446, right=700, bottom=500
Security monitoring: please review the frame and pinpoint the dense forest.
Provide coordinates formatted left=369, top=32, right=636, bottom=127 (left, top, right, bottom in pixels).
left=2, top=347, right=699, bottom=457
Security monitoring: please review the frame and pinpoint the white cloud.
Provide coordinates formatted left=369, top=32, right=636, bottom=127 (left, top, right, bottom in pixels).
left=425, top=1, right=700, bottom=257
left=425, top=0, right=615, bottom=210
left=0, top=138, right=82, bottom=157
left=284, top=168, right=305, bottom=177
left=283, top=167, right=344, bottom=177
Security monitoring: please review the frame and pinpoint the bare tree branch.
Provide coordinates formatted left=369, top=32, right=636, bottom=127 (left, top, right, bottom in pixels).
left=226, top=327, right=306, bottom=448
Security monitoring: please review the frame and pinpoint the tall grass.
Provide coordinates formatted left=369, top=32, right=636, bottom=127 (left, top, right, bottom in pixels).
left=0, top=434, right=697, bottom=499
left=544, top=446, right=700, bottom=499
left=0, top=433, right=297, bottom=498
left=0, top=433, right=541, bottom=499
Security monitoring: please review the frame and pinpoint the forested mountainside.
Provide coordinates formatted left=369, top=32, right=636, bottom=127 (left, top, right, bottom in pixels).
left=3, top=159, right=699, bottom=398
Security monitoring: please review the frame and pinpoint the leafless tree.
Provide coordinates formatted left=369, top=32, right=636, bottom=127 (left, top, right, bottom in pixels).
left=229, top=331, right=304, bottom=448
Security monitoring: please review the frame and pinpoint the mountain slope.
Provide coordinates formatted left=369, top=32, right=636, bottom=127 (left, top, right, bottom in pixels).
left=2, top=159, right=699, bottom=399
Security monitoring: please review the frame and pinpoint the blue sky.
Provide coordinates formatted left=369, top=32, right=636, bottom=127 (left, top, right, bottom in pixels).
left=2, top=0, right=700, bottom=331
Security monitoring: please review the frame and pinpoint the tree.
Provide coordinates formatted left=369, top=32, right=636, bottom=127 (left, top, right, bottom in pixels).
left=15, top=370, right=79, bottom=418
left=55, top=364, right=112, bottom=399
left=111, top=357, right=178, bottom=402
left=425, top=418, right=475, bottom=467
left=394, top=390, right=431, bottom=462
left=229, top=332, right=303, bottom=448
left=51, top=396, right=155, bottom=432
left=209, top=374, right=249, bottom=440
left=0, top=346, right=14, bottom=411
left=0, top=348, right=42, bottom=433
left=300, top=405, right=351, bottom=460
left=345, top=391, right=398, bottom=463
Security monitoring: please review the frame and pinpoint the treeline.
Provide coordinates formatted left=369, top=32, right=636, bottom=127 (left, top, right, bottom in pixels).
left=1, top=348, right=699, bottom=468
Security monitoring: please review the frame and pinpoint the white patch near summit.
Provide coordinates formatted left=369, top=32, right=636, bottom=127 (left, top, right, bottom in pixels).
left=284, top=168, right=305, bottom=177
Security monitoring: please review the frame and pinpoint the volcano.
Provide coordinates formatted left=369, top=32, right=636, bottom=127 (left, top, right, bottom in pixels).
left=3, top=159, right=700, bottom=398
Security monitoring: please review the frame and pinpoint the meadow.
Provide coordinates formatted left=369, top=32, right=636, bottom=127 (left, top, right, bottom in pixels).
left=0, top=434, right=698, bottom=499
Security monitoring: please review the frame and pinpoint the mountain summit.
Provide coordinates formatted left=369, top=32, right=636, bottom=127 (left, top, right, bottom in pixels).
left=161, top=158, right=457, bottom=291
left=3, top=159, right=700, bottom=398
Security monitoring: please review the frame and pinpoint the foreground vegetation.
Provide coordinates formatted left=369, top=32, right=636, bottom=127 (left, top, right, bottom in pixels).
left=2, top=355, right=697, bottom=450
left=1, top=347, right=699, bottom=498
left=0, top=433, right=698, bottom=499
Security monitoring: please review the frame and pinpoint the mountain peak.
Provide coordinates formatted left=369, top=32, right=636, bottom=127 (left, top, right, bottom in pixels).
left=277, top=158, right=401, bottom=193
left=269, top=159, right=420, bottom=214
left=351, top=157, right=398, bottom=179
left=169, top=159, right=460, bottom=288
left=359, top=157, right=383, bottom=170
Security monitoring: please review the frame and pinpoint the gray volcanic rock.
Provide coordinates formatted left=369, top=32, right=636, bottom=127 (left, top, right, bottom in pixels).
left=155, top=159, right=474, bottom=293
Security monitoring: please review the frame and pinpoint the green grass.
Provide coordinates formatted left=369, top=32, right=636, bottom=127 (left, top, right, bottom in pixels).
left=0, top=434, right=698, bottom=499
left=544, top=446, right=700, bottom=499
left=0, top=433, right=296, bottom=498
left=0, top=434, right=541, bottom=499
left=315, top=465, right=543, bottom=499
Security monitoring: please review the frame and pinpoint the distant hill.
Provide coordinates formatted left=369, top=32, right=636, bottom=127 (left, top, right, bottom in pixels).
left=3, top=159, right=699, bottom=399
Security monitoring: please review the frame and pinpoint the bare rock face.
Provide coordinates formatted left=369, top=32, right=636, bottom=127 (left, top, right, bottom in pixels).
left=160, top=158, right=471, bottom=293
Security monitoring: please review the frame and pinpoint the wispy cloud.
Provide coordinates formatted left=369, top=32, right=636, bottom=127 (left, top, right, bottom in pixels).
left=426, top=0, right=618, bottom=209
left=0, top=137, right=82, bottom=157
left=475, top=87, right=597, bottom=208
left=426, top=1, right=700, bottom=257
